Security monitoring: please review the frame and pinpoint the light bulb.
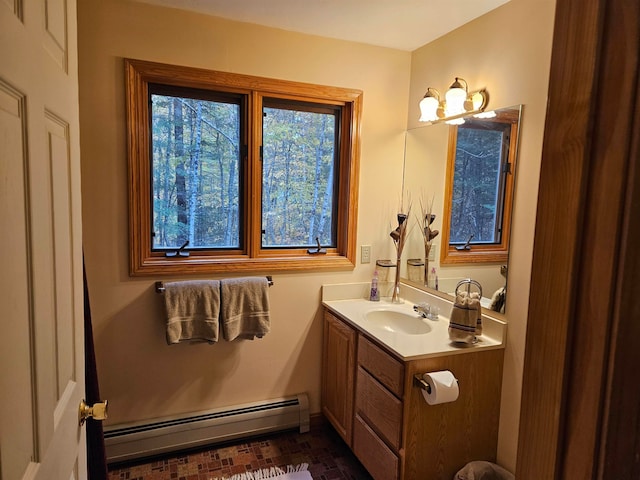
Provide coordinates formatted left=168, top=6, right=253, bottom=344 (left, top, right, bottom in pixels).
left=470, top=91, right=487, bottom=111
left=445, top=89, right=466, bottom=116
left=445, top=77, right=468, bottom=117
left=419, top=95, right=440, bottom=122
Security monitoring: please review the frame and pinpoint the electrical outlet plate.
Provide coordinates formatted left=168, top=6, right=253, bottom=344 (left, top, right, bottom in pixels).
left=429, top=244, right=437, bottom=261
left=361, top=245, right=371, bottom=264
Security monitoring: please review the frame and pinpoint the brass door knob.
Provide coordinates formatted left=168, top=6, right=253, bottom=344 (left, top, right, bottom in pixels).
left=79, top=399, right=108, bottom=426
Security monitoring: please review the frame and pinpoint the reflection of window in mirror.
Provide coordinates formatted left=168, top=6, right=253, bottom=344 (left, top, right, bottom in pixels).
left=440, top=108, right=520, bottom=265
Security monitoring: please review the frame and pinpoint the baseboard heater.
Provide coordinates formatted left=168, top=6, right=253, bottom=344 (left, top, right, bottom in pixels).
left=104, top=393, right=310, bottom=464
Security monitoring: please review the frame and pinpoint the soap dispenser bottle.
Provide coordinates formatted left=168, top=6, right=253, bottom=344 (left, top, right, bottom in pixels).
left=428, top=267, right=437, bottom=289
left=370, top=269, right=380, bottom=301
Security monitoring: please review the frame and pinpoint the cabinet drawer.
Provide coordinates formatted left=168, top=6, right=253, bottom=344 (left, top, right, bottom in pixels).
left=358, top=335, right=404, bottom=397
left=356, top=367, right=402, bottom=450
left=353, top=414, right=399, bottom=480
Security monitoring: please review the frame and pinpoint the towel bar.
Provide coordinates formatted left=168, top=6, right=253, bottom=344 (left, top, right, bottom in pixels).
left=155, top=276, right=274, bottom=294
left=454, top=278, right=482, bottom=298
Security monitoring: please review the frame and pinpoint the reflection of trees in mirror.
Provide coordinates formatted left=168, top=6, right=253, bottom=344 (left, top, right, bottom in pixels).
left=450, top=120, right=512, bottom=246
left=440, top=107, right=520, bottom=267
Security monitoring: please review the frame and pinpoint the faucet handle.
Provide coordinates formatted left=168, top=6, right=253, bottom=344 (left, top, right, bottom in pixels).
left=413, top=302, right=439, bottom=320
left=413, top=302, right=430, bottom=317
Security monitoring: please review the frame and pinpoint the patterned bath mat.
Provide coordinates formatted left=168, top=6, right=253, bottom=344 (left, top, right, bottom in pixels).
left=212, top=463, right=312, bottom=480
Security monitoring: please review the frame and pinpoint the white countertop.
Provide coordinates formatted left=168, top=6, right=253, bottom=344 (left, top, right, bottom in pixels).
left=322, top=282, right=506, bottom=361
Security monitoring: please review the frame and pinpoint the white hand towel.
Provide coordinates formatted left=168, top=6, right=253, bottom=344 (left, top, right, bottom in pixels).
left=164, top=280, right=220, bottom=344
left=220, top=277, right=271, bottom=341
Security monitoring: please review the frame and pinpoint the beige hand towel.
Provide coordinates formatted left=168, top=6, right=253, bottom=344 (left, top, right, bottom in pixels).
left=448, top=291, right=481, bottom=344
left=164, top=280, right=220, bottom=344
left=220, top=277, right=271, bottom=341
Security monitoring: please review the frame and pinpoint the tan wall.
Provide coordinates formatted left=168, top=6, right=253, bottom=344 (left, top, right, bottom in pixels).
left=407, top=0, right=556, bottom=472
left=78, top=0, right=410, bottom=426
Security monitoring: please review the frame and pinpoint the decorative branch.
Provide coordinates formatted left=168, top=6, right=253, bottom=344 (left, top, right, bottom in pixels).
left=390, top=206, right=411, bottom=257
left=390, top=202, right=411, bottom=303
left=419, top=195, right=439, bottom=248
left=418, top=194, right=439, bottom=286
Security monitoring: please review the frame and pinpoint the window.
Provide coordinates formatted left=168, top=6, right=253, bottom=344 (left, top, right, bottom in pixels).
left=150, top=86, right=244, bottom=252
left=261, top=99, right=339, bottom=249
left=440, top=108, right=520, bottom=265
left=126, top=59, right=362, bottom=275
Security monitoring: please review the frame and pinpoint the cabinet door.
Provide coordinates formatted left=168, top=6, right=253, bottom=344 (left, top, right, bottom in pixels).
left=322, top=310, right=356, bottom=445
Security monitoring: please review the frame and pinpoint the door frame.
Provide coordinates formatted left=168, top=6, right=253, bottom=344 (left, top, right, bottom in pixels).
left=516, top=0, right=640, bottom=477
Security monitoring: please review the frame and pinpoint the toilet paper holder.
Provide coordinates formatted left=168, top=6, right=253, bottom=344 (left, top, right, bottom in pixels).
left=413, top=373, right=459, bottom=394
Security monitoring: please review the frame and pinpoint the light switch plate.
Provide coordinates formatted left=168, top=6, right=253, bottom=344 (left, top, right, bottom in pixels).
left=429, top=244, right=437, bottom=261
left=361, top=245, right=371, bottom=264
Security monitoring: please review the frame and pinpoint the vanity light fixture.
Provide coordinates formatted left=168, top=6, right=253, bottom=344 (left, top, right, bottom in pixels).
left=419, top=77, right=489, bottom=125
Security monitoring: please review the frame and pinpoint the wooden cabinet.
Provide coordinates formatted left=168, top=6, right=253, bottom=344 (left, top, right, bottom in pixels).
left=321, top=310, right=356, bottom=445
left=322, top=307, right=504, bottom=480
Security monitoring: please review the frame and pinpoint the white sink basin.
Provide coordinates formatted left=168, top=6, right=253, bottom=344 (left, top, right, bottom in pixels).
left=365, top=310, right=432, bottom=335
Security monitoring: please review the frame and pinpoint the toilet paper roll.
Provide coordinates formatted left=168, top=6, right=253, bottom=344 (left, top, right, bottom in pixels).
left=420, top=370, right=459, bottom=405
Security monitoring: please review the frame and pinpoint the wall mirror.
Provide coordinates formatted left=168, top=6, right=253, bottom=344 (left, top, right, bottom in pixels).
left=399, top=105, right=523, bottom=316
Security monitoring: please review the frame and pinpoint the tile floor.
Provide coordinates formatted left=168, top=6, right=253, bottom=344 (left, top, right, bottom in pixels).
left=107, top=422, right=373, bottom=480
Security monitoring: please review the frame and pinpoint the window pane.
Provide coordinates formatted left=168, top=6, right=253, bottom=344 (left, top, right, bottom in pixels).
left=261, top=104, right=338, bottom=248
left=450, top=125, right=505, bottom=244
left=150, top=92, right=241, bottom=250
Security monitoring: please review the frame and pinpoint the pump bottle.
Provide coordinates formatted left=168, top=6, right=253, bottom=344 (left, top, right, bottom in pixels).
left=369, top=269, right=380, bottom=301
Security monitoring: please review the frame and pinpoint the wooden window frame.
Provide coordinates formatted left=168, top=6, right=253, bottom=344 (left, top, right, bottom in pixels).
left=125, top=59, right=362, bottom=276
left=440, top=110, right=520, bottom=265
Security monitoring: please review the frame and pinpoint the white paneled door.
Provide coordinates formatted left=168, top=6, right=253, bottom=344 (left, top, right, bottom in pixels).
left=1, top=0, right=86, bottom=479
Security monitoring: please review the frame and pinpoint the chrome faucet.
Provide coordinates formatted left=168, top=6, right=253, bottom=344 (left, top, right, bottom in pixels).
left=413, top=302, right=439, bottom=320
left=413, top=303, right=430, bottom=318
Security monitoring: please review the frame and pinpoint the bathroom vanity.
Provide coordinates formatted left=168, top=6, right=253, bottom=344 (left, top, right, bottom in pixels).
left=321, top=284, right=506, bottom=480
